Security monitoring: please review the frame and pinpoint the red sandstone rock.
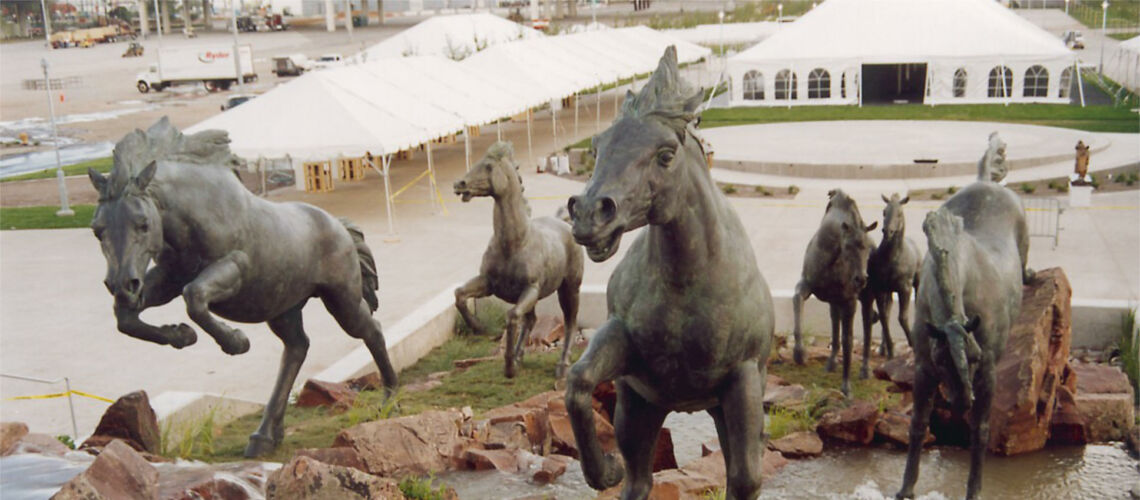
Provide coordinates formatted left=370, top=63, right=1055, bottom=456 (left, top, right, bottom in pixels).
left=13, top=433, right=72, bottom=457
left=528, top=315, right=566, bottom=346
left=592, top=381, right=617, bottom=423
left=334, top=410, right=468, bottom=477
left=158, top=461, right=268, bottom=500
left=79, top=391, right=161, bottom=454
left=651, top=427, right=678, bottom=472
left=294, top=447, right=367, bottom=473
left=875, top=410, right=934, bottom=448
left=1073, top=362, right=1134, bottom=395
left=549, top=407, right=616, bottom=459
left=464, top=448, right=519, bottom=472
left=768, top=431, right=823, bottom=458
left=346, top=372, right=383, bottom=392
left=452, top=356, right=497, bottom=369
left=874, top=355, right=917, bottom=392
left=266, top=455, right=404, bottom=499
left=52, top=440, right=158, bottom=500
left=1048, top=385, right=1088, bottom=445
left=1074, top=392, right=1135, bottom=442
left=1, top=421, right=29, bottom=456
left=763, top=384, right=807, bottom=410
left=533, top=455, right=571, bottom=484
left=481, top=404, right=550, bottom=454
left=295, top=379, right=357, bottom=410
left=817, top=401, right=879, bottom=445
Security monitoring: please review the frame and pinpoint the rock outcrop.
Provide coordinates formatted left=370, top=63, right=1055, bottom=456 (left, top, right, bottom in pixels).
left=1072, top=362, right=1136, bottom=442
left=768, top=431, right=823, bottom=458
left=51, top=440, right=158, bottom=500
left=334, top=410, right=468, bottom=477
left=295, top=379, right=357, bottom=411
left=79, top=391, right=161, bottom=454
left=266, top=455, right=404, bottom=499
left=817, top=401, right=879, bottom=445
left=1, top=421, right=29, bottom=456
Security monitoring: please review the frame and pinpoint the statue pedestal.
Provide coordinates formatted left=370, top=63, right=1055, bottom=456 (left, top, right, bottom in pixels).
left=1069, top=184, right=1093, bottom=207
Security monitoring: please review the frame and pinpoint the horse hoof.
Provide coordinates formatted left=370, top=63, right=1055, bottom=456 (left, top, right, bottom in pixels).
left=586, top=453, right=625, bottom=490
left=793, top=347, right=806, bottom=365
left=860, top=368, right=870, bottom=379
left=167, top=324, right=197, bottom=349
left=244, top=433, right=277, bottom=458
left=825, top=359, right=837, bottom=372
left=221, top=331, right=251, bottom=355
left=841, top=383, right=851, bottom=398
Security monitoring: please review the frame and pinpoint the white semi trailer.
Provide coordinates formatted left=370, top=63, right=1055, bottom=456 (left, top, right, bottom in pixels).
left=136, top=44, right=257, bottom=93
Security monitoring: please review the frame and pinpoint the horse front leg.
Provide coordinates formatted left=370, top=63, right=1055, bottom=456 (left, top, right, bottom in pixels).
left=897, top=289, right=915, bottom=348
left=504, top=285, right=540, bottom=379
left=567, top=319, right=630, bottom=491
left=966, top=362, right=995, bottom=500
left=182, top=252, right=250, bottom=355
left=877, top=293, right=895, bottom=358
left=859, top=292, right=876, bottom=379
left=114, top=264, right=196, bottom=348
left=454, top=275, right=490, bottom=335
left=613, top=379, right=667, bottom=500
left=825, top=302, right=841, bottom=372
left=896, top=366, right=936, bottom=499
left=791, top=280, right=811, bottom=365
left=245, top=304, right=309, bottom=458
left=839, top=301, right=855, bottom=397
left=715, top=360, right=766, bottom=500
left=555, top=280, right=580, bottom=379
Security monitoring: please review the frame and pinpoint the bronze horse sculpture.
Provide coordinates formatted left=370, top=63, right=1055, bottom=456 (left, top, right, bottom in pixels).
left=565, top=47, right=774, bottom=499
left=792, top=189, right=877, bottom=396
left=88, top=118, right=397, bottom=458
left=452, top=142, right=584, bottom=378
left=896, top=178, right=1029, bottom=499
left=859, top=193, right=921, bottom=375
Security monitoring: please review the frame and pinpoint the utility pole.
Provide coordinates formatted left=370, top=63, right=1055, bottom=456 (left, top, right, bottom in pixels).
left=41, top=58, right=74, bottom=217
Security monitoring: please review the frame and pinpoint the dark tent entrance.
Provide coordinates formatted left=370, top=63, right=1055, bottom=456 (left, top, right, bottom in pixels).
left=861, top=63, right=927, bottom=104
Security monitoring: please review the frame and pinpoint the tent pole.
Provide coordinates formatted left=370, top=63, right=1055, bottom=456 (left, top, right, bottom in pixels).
left=382, top=154, right=398, bottom=242
left=526, top=109, right=534, bottom=171
left=1001, top=59, right=1010, bottom=106
left=595, top=83, right=601, bottom=132
left=464, top=129, right=471, bottom=171
left=1076, top=60, right=1086, bottom=107
left=552, top=99, right=558, bottom=156
left=427, top=141, right=440, bottom=213
left=258, top=157, right=266, bottom=196
left=574, top=92, right=579, bottom=138
left=924, top=67, right=932, bottom=107
left=497, top=119, right=502, bottom=141
left=858, top=65, right=863, bottom=108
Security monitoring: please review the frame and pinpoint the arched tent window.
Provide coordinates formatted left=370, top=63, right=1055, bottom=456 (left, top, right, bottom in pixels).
left=808, top=68, right=831, bottom=99
left=988, top=66, right=1012, bottom=98
left=775, top=69, right=798, bottom=100
left=953, top=68, right=968, bottom=98
left=1058, top=66, right=1073, bottom=99
left=1023, top=65, right=1049, bottom=97
left=743, top=71, right=764, bottom=100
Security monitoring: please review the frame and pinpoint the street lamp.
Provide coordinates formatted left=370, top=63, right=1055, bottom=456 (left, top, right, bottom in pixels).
left=718, top=10, right=724, bottom=58
left=1064, top=0, right=1069, bottom=15
left=40, top=58, right=73, bottom=217
left=1100, top=0, right=1109, bottom=73
left=778, top=3, right=783, bottom=23
left=38, top=0, right=53, bottom=49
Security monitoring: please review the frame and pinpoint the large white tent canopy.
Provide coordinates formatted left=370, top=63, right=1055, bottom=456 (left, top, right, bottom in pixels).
left=727, top=0, right=1076, bottom=106
left=1117, top=36, right=1140, bottom=93
left=362, top=13, right=544, bottom=61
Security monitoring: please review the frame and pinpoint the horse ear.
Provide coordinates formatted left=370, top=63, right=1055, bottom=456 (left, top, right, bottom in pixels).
left=964, top=315, right=981, bottom=332
left=900, top=195, right=910, bottom=205
left=88, top=168, right=107, bottom=194
left=865, top=221, right=878, bottom=232
left=134, top=161, right=158, bottom=190
left=881, top=194, right=889, bottom=204
left=827, top=189, right=836, bottom=198
left=683, top=88, right=704, bottom=115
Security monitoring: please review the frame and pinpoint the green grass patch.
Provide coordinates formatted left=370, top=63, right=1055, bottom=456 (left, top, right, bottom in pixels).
left=399, top=475, right=455, bottom=500
left=1, top=156, right=113, bottom=183
left=768, top=355, right=896, bottom=406
left=0, top=205, right=95, bottom=230
left=1108, top=31, right=1140, bottom=40
left=701, top=103, right=1140, bottom=133
left=1066, top=1, right=1140, bottom=31
left=645, top=1, right=813, bottom=30
left=766, top=405, right=817, bottom=441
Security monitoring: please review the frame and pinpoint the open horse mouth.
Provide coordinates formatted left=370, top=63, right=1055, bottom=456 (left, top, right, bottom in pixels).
left=454, top=187, right=474, bottom=202
left=579, top=226, right=624, bottom=262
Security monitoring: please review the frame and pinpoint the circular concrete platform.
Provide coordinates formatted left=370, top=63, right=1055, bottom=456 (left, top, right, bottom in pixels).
left=703, top=121, right=1109, bottom=180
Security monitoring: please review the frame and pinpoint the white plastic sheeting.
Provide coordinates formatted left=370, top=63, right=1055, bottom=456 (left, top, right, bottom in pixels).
left=363, top=13, right=544, bottom=61
left=727, top=0, right=1075, bottom=106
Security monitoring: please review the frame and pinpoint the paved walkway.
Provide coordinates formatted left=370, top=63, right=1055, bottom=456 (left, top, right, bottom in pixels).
left=2, top=62, right=1137, bottom=440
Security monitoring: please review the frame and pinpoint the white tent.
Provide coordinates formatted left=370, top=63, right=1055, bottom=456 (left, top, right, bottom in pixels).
left=665, top=22, right=780, bottom=46
left=727, top=0, right=1076, bottom=106
left=363, top=13, right=544, bottom=61
left=1116, top=36, right=1140, bottom=93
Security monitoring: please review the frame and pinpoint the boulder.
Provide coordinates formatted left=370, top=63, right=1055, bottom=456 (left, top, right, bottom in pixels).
left=158, top=461, right=268, bottom=500
left=651, top=427, right=678, bottom=472
left=480, top=404, right=550, bottom=454
left=983, top=268, right=1073, bottom=455
left=1072, top=362, right=1134, bottom=395
left=79, top=391, right=160, bottom=454
left=532, top=455, right=572, bottom=485
left=1125, top=425, right=1139, bottom=458
left=874, top=410, right=934, bottom=448
left=763, top=384, right=807, bottom=410
left=483, top=421, right=531, bottom=451
left=52, top=440, right=158, bottom=500
left=346, top=372, right=383, bottom=392
left=873, top=355, right=917, bottom=392
left=1048, top=385, right=1087, bottom=445
left=817, top=401, right=878, bottom=445
left=295, top=379, right=357, bottom=410
left=402, top=380, right=442, bottom=393
left=334, top=410, right=467, bottom=477
left=1074, top=392, right=1135, bottom=442
left=463, top=448, right=518, bottom=472
left=266, top=455, right=404, bottom=499
left=294, top=447, right=367, bottom=473
left=768, top=431, right=823, bottom=458
left=528, top=315, right=565, bottom=346
left=1, top=421, right=29, bottom=456
left=549, top=407, right=616, bottom=459
left=453, top=356, right=497, bottom=369
left=13, top=433, right=72, bottom=456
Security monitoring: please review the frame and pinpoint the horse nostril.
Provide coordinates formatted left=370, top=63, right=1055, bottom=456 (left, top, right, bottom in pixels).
left=104, top=280, right=113, bottom=293
left=598, top=197, right=617, bottom=223
left=126, top=279, right=142, bottom=296
left=454, top=180, right=466, bottom=190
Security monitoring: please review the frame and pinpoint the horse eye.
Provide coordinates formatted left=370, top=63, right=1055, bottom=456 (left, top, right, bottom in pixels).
left=657, top=150, right=675, bottom=167
left=137, top=221, right=149, bottom=232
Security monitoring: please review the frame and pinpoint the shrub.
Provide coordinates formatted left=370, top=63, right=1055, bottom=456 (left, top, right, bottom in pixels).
left=1088, top=174, right=1100, bottom=189
left=1020, top=183, right=1036, bottom=194
left=722, top=184, right=737, bottom=195
left=788, top=185, right=800, bottom=195
left=55, top=435, right=76, bottom=450
left=947, top=186, right=958, bottom=194
left=931, top=192, right=944, bottom=200
left=455, top=301, right=507, bottom=337
left=399, top=476, right=454, bottom=500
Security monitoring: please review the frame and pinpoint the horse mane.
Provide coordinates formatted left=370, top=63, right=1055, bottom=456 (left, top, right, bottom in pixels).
left=485, top=140, right=531, bottom=215
left=106, top=117, right=243, bottom=199
left=976, top=132, right=1007, bottom=183
left=923, top=208, right=966, bottom=303
left=620, top=46, right=705, bottom=141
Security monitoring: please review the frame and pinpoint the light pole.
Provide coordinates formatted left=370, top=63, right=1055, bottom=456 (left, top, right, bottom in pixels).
left=718, top=10, right=724, bottom=58
left=153, top=0, right=163, bottom=39
left=231, top=0, right=244, bottom=92
left=41, top=58, right=73, bottom=217
left=777, top=3, right=783, bottom=23
left=38, top=0, right=53, bottom=49
left=591, top=0, right=596, bottom=28
left=1100, top=0, right=1108, bottom=73
left=1064, top=0, right=1069, bottom=15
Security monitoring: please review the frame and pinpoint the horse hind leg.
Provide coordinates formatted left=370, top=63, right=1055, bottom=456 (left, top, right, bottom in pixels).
left=839, top=301, right=855, bottom=397
left=555, top=281, right=580, bottom=379
left=613, top=379, right=667, bottom=500
left=859, top=294, right=876, bottom=379
left=512, top=310, right=536, bottom=364
left=321, top=287, right=398, bottom=398
left=504, top=285, right=540, bottom=379
left=791, top=280, right=812, bottom=365
left=897, top=289, right=915, bottom=348
left=877, top=293, right=895, bottom=358
left=245, top=304, right=309, bottom=458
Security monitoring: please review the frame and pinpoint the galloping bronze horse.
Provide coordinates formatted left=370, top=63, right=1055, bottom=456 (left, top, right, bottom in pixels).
left=88, top=118, right=397, bottom=457
left=565, top=47, right=775, bottom=499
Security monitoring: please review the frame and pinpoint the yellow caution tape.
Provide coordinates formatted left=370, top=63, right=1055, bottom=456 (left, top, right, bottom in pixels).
left=6, top=389, right=113, bottom=403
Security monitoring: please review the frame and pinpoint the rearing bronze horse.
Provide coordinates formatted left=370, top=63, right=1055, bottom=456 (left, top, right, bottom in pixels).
left=565, top=47, right=775, bottom=500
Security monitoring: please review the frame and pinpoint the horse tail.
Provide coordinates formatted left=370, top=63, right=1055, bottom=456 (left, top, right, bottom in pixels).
left=340, top=218, right=379, bottom=312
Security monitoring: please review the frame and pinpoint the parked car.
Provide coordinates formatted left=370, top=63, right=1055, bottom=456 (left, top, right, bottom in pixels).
left=1062, top=30, right=1085, bottom=49
left=221, top=94, right=255, bottom=111
left=272, top=54, right=310, bottom=76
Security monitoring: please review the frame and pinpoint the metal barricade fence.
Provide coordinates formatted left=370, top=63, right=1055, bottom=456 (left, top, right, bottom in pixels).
left=1, top=373, right=113, bottom=439
left=1021, top=197, right=1064, bottom=249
